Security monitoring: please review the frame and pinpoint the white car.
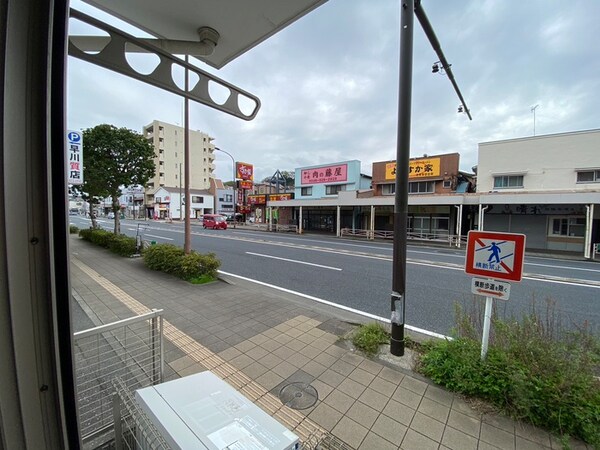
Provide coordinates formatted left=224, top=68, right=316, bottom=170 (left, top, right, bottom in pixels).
left=107, top=212, right=115, bottom=219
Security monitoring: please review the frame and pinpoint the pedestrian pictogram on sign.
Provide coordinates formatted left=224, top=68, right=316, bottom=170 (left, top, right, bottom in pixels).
left=465, top=231, right=526, bottom=282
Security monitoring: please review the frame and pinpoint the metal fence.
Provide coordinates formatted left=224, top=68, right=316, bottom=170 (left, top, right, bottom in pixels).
left=112, top=378, right=170, bottom=450
left=73, top=309, right=164, bottom=448
left=340, top=227, right=467, bottom=247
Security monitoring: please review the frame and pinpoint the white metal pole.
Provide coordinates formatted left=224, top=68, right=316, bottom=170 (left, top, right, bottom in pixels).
left=478, top=204, right=488, bottom=231
left=336, top=206, right=341, bottom=237
left=299, top=206, right=303, bottom=234
left=481, top=296, right=493, bottom=360
left=370, top=205, right=375, bottom=240
left=584, top=205, right=592, bottom=259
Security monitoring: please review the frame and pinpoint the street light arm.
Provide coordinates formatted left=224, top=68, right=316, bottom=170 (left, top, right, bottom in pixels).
left=414, top=2, right=472, bottom=120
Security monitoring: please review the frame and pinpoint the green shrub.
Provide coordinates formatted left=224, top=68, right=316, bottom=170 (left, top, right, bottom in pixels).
left=352, top=322, right=390, bottom=356
left=175, top=252, right=221, bottom=280
left=143, top=244, right=185, bottom=274
left=108, top=234, right=138, bottom=257
left=78, top=228, right=93, bottom=240
left=142, top=244, right=220, bottom=281
left=418, top=306, right=600, bottom=446
left=69, top=225, right=79, bottom=234
left=88, top=229, right=115, bottom=248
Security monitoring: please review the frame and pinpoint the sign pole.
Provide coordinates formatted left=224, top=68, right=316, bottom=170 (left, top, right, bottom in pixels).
left=481, top=295, right=493, bottom=360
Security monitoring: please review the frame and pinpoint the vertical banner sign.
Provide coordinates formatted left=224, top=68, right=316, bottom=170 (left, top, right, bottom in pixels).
left=67, top=130, right=83, bottom=185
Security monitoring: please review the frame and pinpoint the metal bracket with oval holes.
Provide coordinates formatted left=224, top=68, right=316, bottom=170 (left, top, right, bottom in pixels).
left=68, top=9, right=261, bottom=121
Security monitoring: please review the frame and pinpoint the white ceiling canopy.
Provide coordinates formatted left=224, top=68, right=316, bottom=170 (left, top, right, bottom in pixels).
left=82, top=0, right=328, bottom=69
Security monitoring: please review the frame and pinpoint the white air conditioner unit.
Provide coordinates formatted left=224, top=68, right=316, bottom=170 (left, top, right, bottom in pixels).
left=135, top=371, right=300, bottom=450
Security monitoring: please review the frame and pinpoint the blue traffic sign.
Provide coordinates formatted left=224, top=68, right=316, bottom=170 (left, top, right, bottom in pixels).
left=67, top=131, right=81, bottom=143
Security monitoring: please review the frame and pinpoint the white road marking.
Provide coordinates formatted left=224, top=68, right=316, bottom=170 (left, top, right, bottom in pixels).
left=110, top=225, right=600, bottom=287
left=218, top=270, right=451, bottom=340
left=525, top=262, right=600, bottom=273
left=145, top=234, right=173, bottom=241
left=246, top=252, right=342, bottom=271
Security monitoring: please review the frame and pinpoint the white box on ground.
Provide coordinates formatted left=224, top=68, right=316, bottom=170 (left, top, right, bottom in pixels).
left=135, top=371, right=300, bottom=450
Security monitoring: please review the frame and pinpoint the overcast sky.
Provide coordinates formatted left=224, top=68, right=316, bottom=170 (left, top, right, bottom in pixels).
left=67, top=0, right=600, bottom=183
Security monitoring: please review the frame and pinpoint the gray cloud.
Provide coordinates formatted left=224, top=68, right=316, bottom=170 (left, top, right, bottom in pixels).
left=68, top=0, right=600, bottom=182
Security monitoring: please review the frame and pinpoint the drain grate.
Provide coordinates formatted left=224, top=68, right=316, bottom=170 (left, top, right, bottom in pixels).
left=279, top=382, right=318, bottom=410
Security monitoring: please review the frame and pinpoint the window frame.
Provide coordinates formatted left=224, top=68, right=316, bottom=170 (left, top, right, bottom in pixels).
left=548, top=216, right=586, bottom=238
left=300, top=186, right=312, bottom=196
left=408, top=181, right=434, bottom=194
left=325, top=184, right=346, bottom=195
left=381, top=183, right=395, bottom=195
left=493, top=174, right=524, bottom=189
left=576, top=169, right=600, bottom=183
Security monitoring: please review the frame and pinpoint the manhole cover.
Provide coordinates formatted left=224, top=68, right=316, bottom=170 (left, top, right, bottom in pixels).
left=279, top=382, right=318, bottom=410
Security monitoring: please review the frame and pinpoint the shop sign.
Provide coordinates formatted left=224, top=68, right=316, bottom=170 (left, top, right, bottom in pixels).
left=239, top=180, right=253, bottom=190
left=386, top=157, right=441, bottom=180
left=67, top=130, right=83, bottom=185
left=268, top=193, right=293, bottom=201
left=301, top=164, right=347, bottom=185
left=236, top=162, right=254, bottom=181
left=248, top=194, right=266, bottom=205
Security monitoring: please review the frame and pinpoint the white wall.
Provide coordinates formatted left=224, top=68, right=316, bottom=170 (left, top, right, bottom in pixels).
left=477, top=129, right=600, bottom=192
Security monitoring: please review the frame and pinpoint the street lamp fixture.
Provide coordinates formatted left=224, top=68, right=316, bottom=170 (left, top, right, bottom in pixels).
left=214, top=146, right=237, bottom=228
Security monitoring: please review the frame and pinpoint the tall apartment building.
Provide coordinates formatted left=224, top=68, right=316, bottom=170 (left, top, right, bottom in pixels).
left=143, top=120, right=215, bottom=191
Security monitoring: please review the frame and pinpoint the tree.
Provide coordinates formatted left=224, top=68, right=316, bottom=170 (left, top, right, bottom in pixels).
left=78, top=124, right=155, bottom=234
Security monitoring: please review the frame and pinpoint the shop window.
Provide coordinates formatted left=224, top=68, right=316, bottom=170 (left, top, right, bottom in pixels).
left=549, top=216, right=585, bottom=237
left=443, top=180, right=452, bottom=188
left=301, top=187, right=312, bottom=196
left=576, top=170, right=600, bottom=183
left=493, top=175, right=524, bottom=189
left=192, top=196, right=204, bottom=203
left=382, top=184, right=395, bottom=195
left=408, top=181, right=434, bottom=194
left=325, top=184, right=345, bottom=195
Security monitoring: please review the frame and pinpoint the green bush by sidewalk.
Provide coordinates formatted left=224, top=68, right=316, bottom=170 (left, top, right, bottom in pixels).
left=69, top=225, right=79, bottom=234
left=78, top=228, right=138, bottom=257
left=77, top=230, right=221, bottom=282
left=418, top=303, right=600, bottom=447
left=143, top=243, right=220, bottom=282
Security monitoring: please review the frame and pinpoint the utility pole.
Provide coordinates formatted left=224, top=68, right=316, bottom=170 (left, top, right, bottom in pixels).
left=389, top=0, right=471, bottom=357
left=390, top=0, right=414, bottom=357
left=184, top=54, right=191, bottom=254
left=531, top=104, right=539, bottom=136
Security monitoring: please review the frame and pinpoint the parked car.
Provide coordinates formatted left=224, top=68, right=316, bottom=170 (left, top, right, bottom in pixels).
left=225, top=213, right=243, bottom=223
left=202, top=214, right=228, bottom=230
left=107, top=212, right=115, bottom=219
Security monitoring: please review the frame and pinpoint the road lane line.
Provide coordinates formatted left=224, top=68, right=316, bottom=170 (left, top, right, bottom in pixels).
left=525, top=262, right=600, bottom=273
left=219, top=270, right=451, bottom=340
left=246, top=252, right=342, bottom=271
left=114, top=226, right=600, bottom=287
left=145, top=234, right=173, bottom=241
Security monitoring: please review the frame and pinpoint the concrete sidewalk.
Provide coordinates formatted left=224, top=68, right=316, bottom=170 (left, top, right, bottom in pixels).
left=69, top=236, right=589, bottom=450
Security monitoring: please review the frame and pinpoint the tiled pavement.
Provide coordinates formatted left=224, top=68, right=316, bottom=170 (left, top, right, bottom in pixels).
left=69, top=236, right=591, bottom=450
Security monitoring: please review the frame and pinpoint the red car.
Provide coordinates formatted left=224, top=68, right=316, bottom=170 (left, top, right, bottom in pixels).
left=202, top=214, right=228, bottom=230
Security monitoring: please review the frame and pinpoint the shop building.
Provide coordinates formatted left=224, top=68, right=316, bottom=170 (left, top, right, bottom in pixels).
left=476, top=129, right=600, bottom=254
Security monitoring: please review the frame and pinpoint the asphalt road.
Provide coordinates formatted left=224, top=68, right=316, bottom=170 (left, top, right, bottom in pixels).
left=70, top=217, right=600, bottom=337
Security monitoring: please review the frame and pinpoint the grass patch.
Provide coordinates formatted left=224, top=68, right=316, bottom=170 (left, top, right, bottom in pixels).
left=417, top=300, right=600, bottom=447
left=352, top=322, right=390, bottom=356
left=188, top=274, right=217, bottom=285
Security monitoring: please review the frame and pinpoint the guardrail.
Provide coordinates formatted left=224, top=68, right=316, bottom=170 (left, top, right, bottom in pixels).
left=340, top=228, right=467, bottom=247
left=74, top=309, right=164, bottom=448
